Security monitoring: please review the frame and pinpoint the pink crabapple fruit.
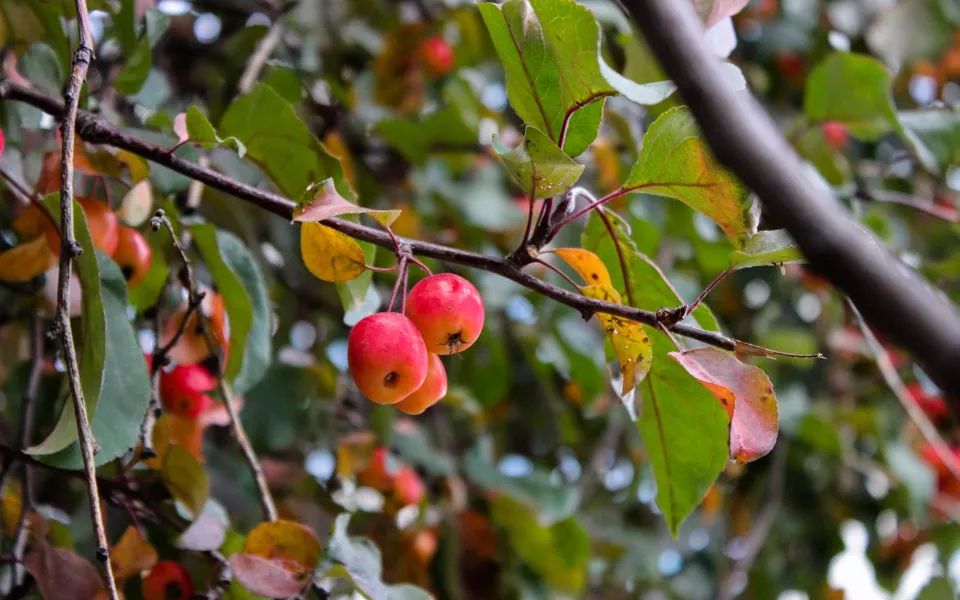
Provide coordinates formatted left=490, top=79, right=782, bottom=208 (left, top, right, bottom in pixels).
left=395, top=353, right=448, bottom=415
left=405, top=273, right=485, bottom=355
left=348, top=312, right=429, bottom=404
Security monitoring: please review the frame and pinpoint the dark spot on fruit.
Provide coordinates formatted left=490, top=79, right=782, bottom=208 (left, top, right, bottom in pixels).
left=384, top=372, right=398, bottom=387
left=121, top=265, right=134, bottom=280
left=165, top=581, right=184, bottom=600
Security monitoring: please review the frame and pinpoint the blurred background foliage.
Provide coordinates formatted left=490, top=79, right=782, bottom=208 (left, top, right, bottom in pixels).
left=1, top=0, right=960, bottom=598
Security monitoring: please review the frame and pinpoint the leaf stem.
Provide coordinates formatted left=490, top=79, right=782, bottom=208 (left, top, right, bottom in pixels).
left=548, top=187, right=631, bottom=238
left=532, top=257, right=581, bottom=291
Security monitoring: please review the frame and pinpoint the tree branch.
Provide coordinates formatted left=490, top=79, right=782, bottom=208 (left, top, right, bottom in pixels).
left=54, top=2, right=120, bottom=597
left=0, top=81, right=816, bottom=358
left=620, top=0, right=960, bottom=401
left=11, top=316, right=42, bottom=586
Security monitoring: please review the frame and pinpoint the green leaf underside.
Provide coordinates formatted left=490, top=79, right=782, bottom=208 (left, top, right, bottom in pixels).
left=493, top=126, right=585, bottom=199
left=219, top=83, right=353, bottom=201
left=728, top=229, right=804, bottom=270
left=581, top=211, right=721, bottom=332
left=623, top=107, right=754, bottom=249
left=42, top=254, right=151, bottom=468
left=478, top=0, right=612, bottom=157
left=27, top=195, right=106, bottom=457
left=191, top=225, right=272, bottom=396
left=640, top=330, right=730, bottom=537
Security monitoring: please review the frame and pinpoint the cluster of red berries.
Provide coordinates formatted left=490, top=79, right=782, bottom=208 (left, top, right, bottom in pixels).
left=347, top=273, right=484, bottom=414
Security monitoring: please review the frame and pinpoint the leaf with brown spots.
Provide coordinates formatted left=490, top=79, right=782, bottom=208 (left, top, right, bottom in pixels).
left=581, top=284, right=653, bottom=396
left=293, top=178, right=400, bottom=227
left=552, top=248, right=612, bottom=287
left=670, top=347, right=779, bottom=462
left=300, top=222, right=367, bottom=282
left=622, top=107, right=754, bottom=249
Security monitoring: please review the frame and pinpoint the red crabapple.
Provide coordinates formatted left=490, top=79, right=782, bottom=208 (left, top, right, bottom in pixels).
left=420, top=36, right=454, bottom=77
left=44, top=197, right=119, bottom=256
left=821, top=121, right=849, bottom=150
left=113, top=226, right=153, bottom=287
left=159, top=364, right=217, bottom=418
left=142, top=561, right=194, bottom=600
left=393, top=466, right=426, bottom=506
left=395, top=353, right=447, bottom=415
left=406, top=274, right=485, bottom=355
left=348, top=312, right=429, bottom=404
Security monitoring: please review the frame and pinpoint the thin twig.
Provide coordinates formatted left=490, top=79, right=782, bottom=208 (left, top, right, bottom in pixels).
left=856, top=188, right=959, bottom=223
left=11, top=317, right=42, bottom=586
left=715, top=441, right=789, bottom=600
left=0, top=165, right=37, bottom=203
left=0, top=82, right=821, bottom=360
left=532, top=257, right=581, bottom=291
left=686, top=267, right=734, bottom=318
left=848, top=300, right=960, bottom=482
left=518, top=169, right=539, bottom=251
left=237, top=17, right=285, bottom=94
left=138, top=311, right=163, bottom=461
left=597, top=207, right=634, bottom=306
left=56, top=2, right=120, bottom=597
left=155, top=211, right=279, bottom=522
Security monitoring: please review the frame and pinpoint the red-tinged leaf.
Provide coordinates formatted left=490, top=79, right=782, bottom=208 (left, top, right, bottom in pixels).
left=292, top=179, right=400, bottom=227
left=25, top=515, right=104, bottom=600
left=0, top=237, right=56, bottom=282
left=243, top=520, right=322, bottom=568
left=111, top=525, right=158, bottom=581
left=670, top=347, right=779, bottom=463
left=230, top=553, right=310, bottom=597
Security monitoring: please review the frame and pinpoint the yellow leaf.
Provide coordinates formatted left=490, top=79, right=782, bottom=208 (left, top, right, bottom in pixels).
left=300, top=222, right=366, bottom=282
left=592, top=137, right=622, bottom=194
left=161, top=445, right=210, bottom=517
left=2, top=485, right=21, bottom=537
left=322, top=132, right=357, bottom=192
left=582, top=284, right=653, bottom=395
left=243, top=520, right=322, bottom=569
left=552, top=248, right=612, bottom=287
left=335, top=431, right=377, bottom=478
left=144, top=414, right=169, bottom=470
left=110, top=526, right=158, bottom=581
left=117, top=180, right=153, bottom=226
left=115, top=150, right=150, bottom=183
left=0, top=238, right=56, bottom=282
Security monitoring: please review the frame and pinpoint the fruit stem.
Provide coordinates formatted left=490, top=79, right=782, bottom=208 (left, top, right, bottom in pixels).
left=387, top=256, right=409, bottom=312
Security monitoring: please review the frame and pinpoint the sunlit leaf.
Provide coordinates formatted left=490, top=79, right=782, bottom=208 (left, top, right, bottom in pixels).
left=0, top=236, right=55, bottom=282
left=161, top=444, right=210, bottom=517
left=173, top=106, right=246, bottom=156
left=117, top=179, right=153, bottom=227
left=300, top=222, right=367, bottom=282
left=110, top=526, right=158, bottom=581
left=293, top=179, right=400, bottom=227
left=670, top=347, right=779, bottom=462
left=552, top=248, right=612, bottom=287
left=177, top=510, right=227, bottom=552
left=244, top=520, right=322, bottom=567
left=220, top=83, right=353, bottom=201
left=478, top=0, right=611, bottom=156
left=581, top=284, right=653, bottom=396
left=622, top=107, right=754, bottom=248
left=493, top=126, right=584, bottom=199
left=728, top=229, right=804, bottom=270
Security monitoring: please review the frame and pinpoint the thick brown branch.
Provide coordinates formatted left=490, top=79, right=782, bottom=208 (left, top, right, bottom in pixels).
left=54, top=2, right=120, bottom=596
left=621, top=0, right=960, bottom=401
left=0, top=80, right=785, bottom=354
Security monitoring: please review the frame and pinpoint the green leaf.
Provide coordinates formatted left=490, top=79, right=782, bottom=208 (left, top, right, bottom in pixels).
left=796, top=127, right=851, bottom=185
left=219, top=83, right=352, bottom=201
left=324, top=514, right=433, bottom=600
left=886, top=442, right=936, bottom=517
left=491, top=496, right=590, bottom=593
left=803, top=52, right=899, bottom=141
left=899, top=109, right=960, bottom=172
left=114, top=9, right=169, bottom=95
left=582, top=211, right=721, bottom=331
left=191, top=225, right=272, bottom=396
left=376, top=106, right=476, bottom=166
left=478, top=0, right=612, bottom=156
left=622, top=107, right=754, bottom=248
left=728, top=229, right=804, bottom=270
left=464, top=446, right=579, bottom=522
left=162, top=444, right=210, bottom=517
left=493, top=126, right=584, bottom=199
left=18, top=43, right=62, bottom=96
left=638, top=331, right=730, bottom=537
left=176, top=106, right=247, bottom=157
left=27, top=195, right=107, bottom=457
left=41, top=254, right=151, bottom=468
left=916, top=577, right=956, bottom=600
